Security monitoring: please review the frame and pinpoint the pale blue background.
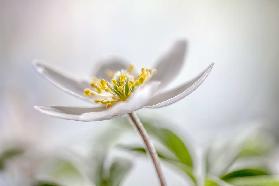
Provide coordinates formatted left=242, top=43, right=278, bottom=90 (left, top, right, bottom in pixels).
left=1, top=1, right=279, bottom=185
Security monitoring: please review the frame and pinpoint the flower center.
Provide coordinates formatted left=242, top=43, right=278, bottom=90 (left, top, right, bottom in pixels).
left=83, top=64, right=155, bottom=107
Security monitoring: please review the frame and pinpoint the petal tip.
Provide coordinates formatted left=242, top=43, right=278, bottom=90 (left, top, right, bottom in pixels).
left=206, top=63, right=215, bottom=74
left=175, top=39, right=187, bottom=47
left=32, top=60, right=45, bottom=73
left=34, top=106, right=52, bottom=115
left=173, top=39, right=187, bottom=52
left=34, top=105, right=49, bottom=115
left=145, top=63, right=214, bottom=109
left=33, top=105, right=45, bottom=112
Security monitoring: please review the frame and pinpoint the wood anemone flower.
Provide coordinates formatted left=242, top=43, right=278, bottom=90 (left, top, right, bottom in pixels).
left=33, top=40, right=213, bottom=121
left=33, top=40, right=214, bottom=186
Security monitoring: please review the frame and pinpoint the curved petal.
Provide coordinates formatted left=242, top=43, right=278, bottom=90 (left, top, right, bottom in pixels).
left=35, top=81, right=161, bottom=121
left=33, top=61, right=90, bottom=101
left=145, top=63, right=214, bottom=109
left=34, top=105, right=106, bottom=121
left=91, top=58, right=129, bottom=80
left=152, top=40, right=187, bottom=89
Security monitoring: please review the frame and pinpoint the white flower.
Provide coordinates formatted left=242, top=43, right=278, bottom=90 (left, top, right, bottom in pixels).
left=34, top=40, right=213, bottom=121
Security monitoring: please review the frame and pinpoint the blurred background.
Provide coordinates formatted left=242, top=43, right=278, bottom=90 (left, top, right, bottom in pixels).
left=1, top=0, right=279, bottom=186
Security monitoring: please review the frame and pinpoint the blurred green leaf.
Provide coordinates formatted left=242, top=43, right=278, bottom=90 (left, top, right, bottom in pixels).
left=118, top=145, right=177, bottom=162
left=108, top=158, right=133, bottom=186
left=221, top=168, right=270, bottom=181
left=174, top=162, right=196, bottom=184
left=42, top=158, right=85, bottom=186
left=118, top=144, right=196, bottom=184
left=204, top=147, right=213, bottom=175
left=142, top=119, right=193, bottom=168
left=93, top=118, right=133, bottom=186
left=95, top=155, right=106, bottom=186
left=204, top=178, right=220, bottom=186
left=0, top=147, right=24, bottom=170
left=117, top=117, right=193, bottom=169
left=50, top=159, right=81, bottom=177
left=229, top=176, right=279, bottom=186
left=238, top=134, right=274, bottom=158
left=117, top=117, right=196, bottom=184
left=205, top=132, right=275, bottom=178
left=94, top=154, right=132, bottom=186
left=33, top=181, right=64, bottom=186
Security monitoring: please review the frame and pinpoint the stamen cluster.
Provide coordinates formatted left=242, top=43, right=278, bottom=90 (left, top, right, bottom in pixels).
left=83, top=65, right=155, bottom=107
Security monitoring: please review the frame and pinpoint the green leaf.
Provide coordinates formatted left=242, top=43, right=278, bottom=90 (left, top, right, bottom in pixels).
left=142, top=120, right=193, bottom=168
left=238, top=134, right=274, bottom=158
left=94, top=155, right=106, bottom=186
left=50, top=159, right=81, bottom=177
left=0, top=147, right=24, bottom=170
left=93, top=122, right=131, bottom=186
left=94, top=153, right=132, bottom=186
left=43, top=158, right=84, bottom=186
left=221, top=168, right=270, bottom=181
left=117, top=117, right=195, bottom=183
left=117, top=145, right=177, bottom=162
left=204, top=178, right=220, bottom=186
left=108, top=158, right=133, bottom=186
left=204, top=147, right=213, bottom=175
left=174, top=162, right=196, bottom=184
left=33, top=181, right=64, bottom=186
left=159, top=128, right=193, bottom=167
left=118, top=144, right=196, bottom=184
left=117, top=116, right=193, bottom=168
left=229, top=176, right=279, bottom=186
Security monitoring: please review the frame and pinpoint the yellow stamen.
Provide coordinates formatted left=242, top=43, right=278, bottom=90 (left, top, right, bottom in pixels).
left=83, top=88, right=94, bottom=96
left=84, top=64, right=155, bottom=107
left=90, top=80, right=102, bottom=93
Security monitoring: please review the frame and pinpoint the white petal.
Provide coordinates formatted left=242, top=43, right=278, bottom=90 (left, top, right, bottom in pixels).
left=34, top=105, right=106, bottom=121
left=33, top=61, right=90, bottom=101
left=152, top=40, right=187, bottom=88
left=35, top=81, right=161, bottom=121
left=91, top=58, right=129, bottom=80
left=145, top=63, right=214, bottom=108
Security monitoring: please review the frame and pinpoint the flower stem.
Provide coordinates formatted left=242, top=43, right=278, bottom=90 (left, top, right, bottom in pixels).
left=128, top=112, right=167, bottom=186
